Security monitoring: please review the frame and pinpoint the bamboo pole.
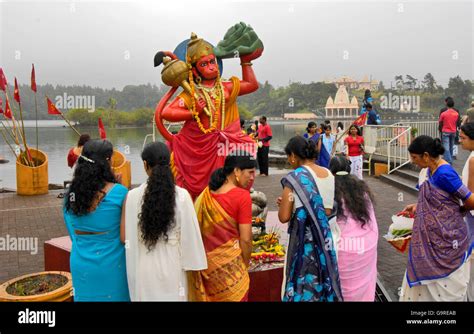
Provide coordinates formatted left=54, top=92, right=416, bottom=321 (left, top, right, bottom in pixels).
left=1, top=120, right=18, bottom=145
left=45, top=95, right=81, bottom=137
left=16, top=100, right=33, bottom=166
left=4, top=87, right=32, bottom=166
left=60, top=113, right=81, bottom=137
left=0, top=126, right=18, bottom=159
left=34, top=92, right=39, bottom=153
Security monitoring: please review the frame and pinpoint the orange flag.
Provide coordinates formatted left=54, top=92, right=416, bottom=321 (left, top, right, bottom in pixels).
left=14, top=78, right=20, bottom=103
left=46, top=97, right=62, bottom=115
left=353, top=111, right=368, bottom=127
left=98, top=118, right=106, bottom=139
left=0, top=68, right=6, bottom=92
left=31, top=64, right=37, bottom=93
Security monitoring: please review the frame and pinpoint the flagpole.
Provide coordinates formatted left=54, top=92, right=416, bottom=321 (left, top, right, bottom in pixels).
left=60, top=113, right=81, bottom=137
left=17, top=100, right=32, bottom=166
left=0, top=126, right=18, bottom=159
left=1, top=120, right=18, bottom=145
left=45, top=95, right=81, bottom=137
left=330, top=112, right=368, bottom=158
left=14, top=78, right=32, bottom=166
left=32, top=64, right=39, bottom=154
left=34, top=94, right=39, bottom=153
left=5, top=86, right=31, bottom=166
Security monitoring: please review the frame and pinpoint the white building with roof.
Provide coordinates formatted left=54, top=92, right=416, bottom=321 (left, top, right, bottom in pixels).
left=324, top=85, right=359, bottom=119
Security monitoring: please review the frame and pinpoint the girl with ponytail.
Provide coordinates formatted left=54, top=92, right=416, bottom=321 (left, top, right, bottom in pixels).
left=63, top=139, right=130, bottom=301
left=121, top=141, right=206, bottom=301
left=399, top=135, right=474, bottom=301
left=277, top=136, right=342, bottom=301
left=189, top=152, right=256, bottom=301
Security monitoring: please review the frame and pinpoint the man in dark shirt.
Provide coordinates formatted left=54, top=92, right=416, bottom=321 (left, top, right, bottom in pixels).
left=366, top=103, right=379, bottom=125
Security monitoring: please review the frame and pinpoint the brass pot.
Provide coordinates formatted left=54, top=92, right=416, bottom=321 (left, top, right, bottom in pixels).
left=161, top=57, right=189, bottom=88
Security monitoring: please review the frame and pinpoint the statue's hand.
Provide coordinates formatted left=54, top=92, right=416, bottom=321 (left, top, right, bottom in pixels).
left=240, top=48, right=263, bottom=63
left=195, top=97, right=207, bottom=114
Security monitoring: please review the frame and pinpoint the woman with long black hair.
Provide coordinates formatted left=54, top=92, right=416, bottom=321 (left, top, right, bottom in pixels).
left=63, top=139, right=129, bottom=301
left=121, top=142, right=206, bottom=301
left=329, top=156, right=378, bottom=301
left=189, top=152, right=256, bottom=301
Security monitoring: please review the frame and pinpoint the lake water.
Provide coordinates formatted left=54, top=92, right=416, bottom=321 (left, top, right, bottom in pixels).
left=1, top=120, right=326, bottom=189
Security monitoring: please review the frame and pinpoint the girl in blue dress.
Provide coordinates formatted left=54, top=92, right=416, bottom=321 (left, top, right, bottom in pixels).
left=64, top=139, right=130, bottom=301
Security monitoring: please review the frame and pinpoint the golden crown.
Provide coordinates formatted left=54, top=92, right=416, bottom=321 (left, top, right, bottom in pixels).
left=186, top=32, right=214, bottom=64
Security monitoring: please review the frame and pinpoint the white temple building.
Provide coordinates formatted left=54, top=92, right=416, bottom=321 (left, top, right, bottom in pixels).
left=324, top=85, right=359, bottom=119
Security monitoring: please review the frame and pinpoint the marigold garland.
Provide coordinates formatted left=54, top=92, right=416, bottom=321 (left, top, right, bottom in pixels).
left=187, top=56, right=226, bottom=134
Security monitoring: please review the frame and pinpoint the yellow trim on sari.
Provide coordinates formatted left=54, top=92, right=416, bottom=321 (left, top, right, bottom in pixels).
left=188, top=187, right=249, bottom=301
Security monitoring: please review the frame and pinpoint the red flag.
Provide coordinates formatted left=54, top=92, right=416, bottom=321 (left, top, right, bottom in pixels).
left=14, top=78, right=20, bottom=103
left=4, top=98, right=12, bottom=119
left=31, top=64, right=37, bottom=93
left=98, top=118, right=106, bottom=139
left=0, top=97, right=3, bottom=114
left=46, top=97, right=62, bottom=115
left=353, top=111, right=368, bottom=127
left=0, top=68, right=7, bottom=92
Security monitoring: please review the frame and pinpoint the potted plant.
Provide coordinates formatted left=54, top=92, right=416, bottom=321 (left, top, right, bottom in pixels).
left=0, top=271, right=73, bottom=302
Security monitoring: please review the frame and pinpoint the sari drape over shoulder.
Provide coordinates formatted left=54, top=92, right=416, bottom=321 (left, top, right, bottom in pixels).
left=281, top=167, right=343, bottom=302
left=407, top=166, right=471, bottom=287
left=188, top=187, right=249, bottom=301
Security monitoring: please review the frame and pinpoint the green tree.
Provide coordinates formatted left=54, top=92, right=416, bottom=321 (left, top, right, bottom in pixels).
left=422, top=73, right=437, bottom=93
left=395, top=75, right=404, bottom=91
left=446, top=76, right=473, bottom=111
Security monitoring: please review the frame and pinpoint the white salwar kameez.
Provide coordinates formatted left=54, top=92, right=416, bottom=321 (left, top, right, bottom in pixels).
left=125, top=184, right=207, bottom=301
left=349, top=155, right=363, bottom=180
left=461, top=151, right=474, bottom=301
left=399, top=168, right=471, bottom=302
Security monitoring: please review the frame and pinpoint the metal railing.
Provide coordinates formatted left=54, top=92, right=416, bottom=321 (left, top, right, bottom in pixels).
left=387, top=126, right=411, bottom=173
left=393, top=121, right=438, bottom=139
left=363, top=121, right=438, bottom=174
left=363, top=124, right=411, bottom=174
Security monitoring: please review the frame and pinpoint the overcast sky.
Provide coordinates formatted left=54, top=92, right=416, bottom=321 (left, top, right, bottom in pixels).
left=0, top=0, right=472, bottom=89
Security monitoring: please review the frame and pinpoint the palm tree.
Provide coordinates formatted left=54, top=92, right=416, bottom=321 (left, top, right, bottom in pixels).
left=395, top=75, right=404, bottom=91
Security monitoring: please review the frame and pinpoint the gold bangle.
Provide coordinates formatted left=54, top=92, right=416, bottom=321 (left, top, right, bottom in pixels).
left=241, top=62, right=253, bottom=66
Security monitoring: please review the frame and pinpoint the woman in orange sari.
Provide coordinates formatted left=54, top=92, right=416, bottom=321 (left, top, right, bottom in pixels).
left=189, top=153, right=256, bottom=301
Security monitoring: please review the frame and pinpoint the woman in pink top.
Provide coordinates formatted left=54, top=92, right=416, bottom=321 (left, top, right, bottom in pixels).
left=329, top=156, right=378, bottom=301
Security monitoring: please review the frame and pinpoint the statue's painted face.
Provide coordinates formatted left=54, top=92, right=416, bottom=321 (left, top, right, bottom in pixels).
left=194, top=54, right=218, bottom=80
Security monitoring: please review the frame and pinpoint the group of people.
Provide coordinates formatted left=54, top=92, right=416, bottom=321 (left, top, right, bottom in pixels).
left=62, top=100, right=474, bottom=302
left=64, top=139, right=256, bottom=301
left=63, top=132, right=379, bottom=302
left=243, top=116, right=273, bottom=177
left=304, top=121, right=366, bottom=180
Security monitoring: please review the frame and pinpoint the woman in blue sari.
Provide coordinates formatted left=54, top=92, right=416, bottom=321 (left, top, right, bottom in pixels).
left=303, top=121, right=320, bottom=143
left=400, top=135, right=474, bottom=301
left=318, top=125, right=336, bottom=168
left=277, top=136, right=342, bottom=302
left=64, top=139, right=130, bottom=301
